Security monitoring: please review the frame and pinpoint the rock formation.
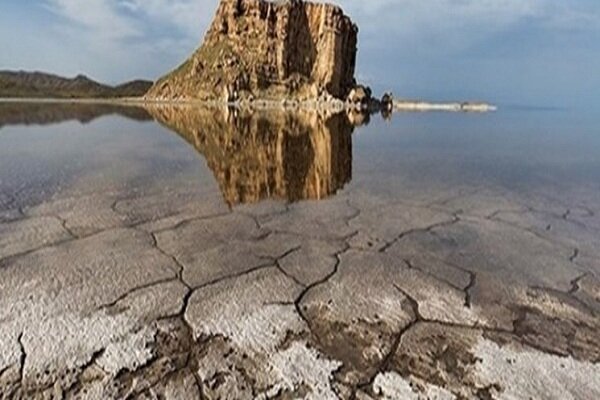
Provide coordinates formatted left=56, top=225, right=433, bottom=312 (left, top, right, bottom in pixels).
left=147, top=106, right=353, bottom=205
left=145, top=0, right=358, bottom=102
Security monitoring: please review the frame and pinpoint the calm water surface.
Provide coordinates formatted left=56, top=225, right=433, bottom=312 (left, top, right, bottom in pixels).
left=0, top=103, right=598, bottom=213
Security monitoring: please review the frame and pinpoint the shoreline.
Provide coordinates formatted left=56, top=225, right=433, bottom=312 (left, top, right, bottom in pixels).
left=394, top=100, right=497, bottom=112
left=0, top=97, right=498, bottom=113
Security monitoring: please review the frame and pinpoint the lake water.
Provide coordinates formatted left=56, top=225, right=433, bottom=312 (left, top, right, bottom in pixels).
left=1, top=102, right=599, bottom=399
left=1, top=103, right=599, bottom=212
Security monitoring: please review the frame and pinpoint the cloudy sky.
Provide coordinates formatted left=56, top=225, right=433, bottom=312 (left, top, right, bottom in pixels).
left=1, top=0, right=599, bottom=108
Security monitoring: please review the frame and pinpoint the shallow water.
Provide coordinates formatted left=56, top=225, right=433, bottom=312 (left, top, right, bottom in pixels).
left=1, top=103, right=598, bottom=211
left=1, top=102, right=599, bottom=399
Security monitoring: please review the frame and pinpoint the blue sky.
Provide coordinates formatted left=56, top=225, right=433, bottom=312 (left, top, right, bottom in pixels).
left=1, top=0, right=599, bottom=108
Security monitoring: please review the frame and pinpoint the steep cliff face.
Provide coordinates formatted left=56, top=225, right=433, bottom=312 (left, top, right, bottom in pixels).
left=146, top=0, right=358, bottom=101
left=147, top=106, right=353, bottom=205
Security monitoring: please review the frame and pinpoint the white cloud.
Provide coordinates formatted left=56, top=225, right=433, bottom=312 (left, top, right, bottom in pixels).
left=338, top=0, right=599, bottom=30
left=40, top=0, right=600, bottom=47
left=38, top=0, right=218, bottom=82
left=45, top=0, right=142, bottom=40
left=333, top=0, right=600, bottom=56
left=41, top=0, right=600, bottom=56
left=118, top=0, right=213, bottom=39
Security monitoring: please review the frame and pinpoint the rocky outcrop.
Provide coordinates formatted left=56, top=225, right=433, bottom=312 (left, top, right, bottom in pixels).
left=145, top=0, right=358, bottom=102
left=147, top=106, right=353, bottom=205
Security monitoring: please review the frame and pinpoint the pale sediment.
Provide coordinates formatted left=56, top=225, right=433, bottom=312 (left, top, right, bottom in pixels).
left=1, top=185, right=598, bottom=399
left=394, top=101, right=497, bottom=112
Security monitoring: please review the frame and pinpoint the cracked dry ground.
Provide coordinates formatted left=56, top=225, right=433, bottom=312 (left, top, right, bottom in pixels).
left=1, top=185, right=599, bottom=400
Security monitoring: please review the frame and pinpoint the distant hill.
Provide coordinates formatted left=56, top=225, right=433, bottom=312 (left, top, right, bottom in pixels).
left=0, top=71, right=153, bottom=99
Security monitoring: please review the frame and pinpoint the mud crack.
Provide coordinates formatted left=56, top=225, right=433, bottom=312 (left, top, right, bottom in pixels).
left=379, top=214, right=461, bottom=253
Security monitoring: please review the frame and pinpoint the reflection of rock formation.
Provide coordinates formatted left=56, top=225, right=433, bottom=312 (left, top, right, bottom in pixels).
left=148, top=106, right=353, bottom=205
left=0, top=102, right=151, bottom=128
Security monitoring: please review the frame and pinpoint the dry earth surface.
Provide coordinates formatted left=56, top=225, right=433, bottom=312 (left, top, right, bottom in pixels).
left=1, top=183, right=599, bottom=399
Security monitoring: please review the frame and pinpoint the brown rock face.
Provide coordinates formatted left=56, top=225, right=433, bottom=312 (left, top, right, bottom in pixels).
left=146, top=0, right=358, bottom=101
left=147, top=106, right=353, bottom=205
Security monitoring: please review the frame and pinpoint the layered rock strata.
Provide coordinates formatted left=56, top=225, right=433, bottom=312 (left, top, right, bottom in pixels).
left=145, top=0, right=358, bottom=101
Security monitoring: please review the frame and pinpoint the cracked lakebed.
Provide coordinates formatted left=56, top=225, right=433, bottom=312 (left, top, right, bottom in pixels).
left=0, top=104, right=599, bottom=399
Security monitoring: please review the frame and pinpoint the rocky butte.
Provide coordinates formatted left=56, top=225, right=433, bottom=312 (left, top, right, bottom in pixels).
left=145, top=0, right=359, bottom=103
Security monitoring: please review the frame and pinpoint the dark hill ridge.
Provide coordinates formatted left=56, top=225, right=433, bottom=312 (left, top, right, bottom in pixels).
left=0, top=71, right=153, bottom=99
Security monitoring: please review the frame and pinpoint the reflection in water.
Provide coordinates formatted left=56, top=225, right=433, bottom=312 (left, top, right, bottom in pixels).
left=0, top=102, right=152, bottom=127
left=148, top=106, right=354, bottom=206
left=0, top=102, right=354, bottom=207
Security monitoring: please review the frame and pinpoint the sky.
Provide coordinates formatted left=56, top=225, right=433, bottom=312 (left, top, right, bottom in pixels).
left=1, top=0, right=599, bottom=108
